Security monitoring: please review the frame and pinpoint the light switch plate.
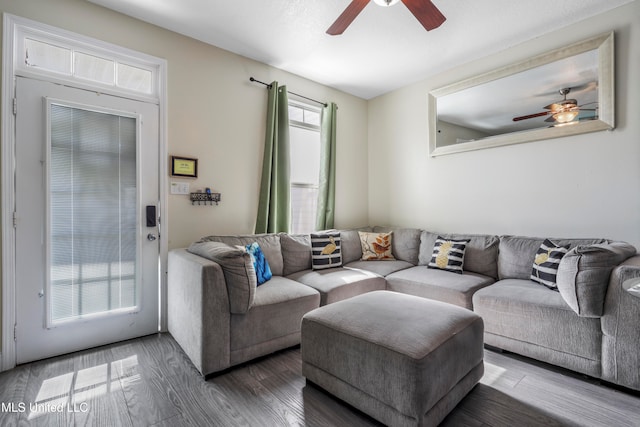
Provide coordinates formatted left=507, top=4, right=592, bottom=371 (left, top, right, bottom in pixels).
left=170, top=181, right=190, bottom=195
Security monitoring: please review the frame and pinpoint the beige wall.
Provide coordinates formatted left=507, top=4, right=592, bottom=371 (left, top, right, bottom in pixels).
left=0, top=0, right=370, bottom=250
left=0, top=0, right=369, bottom=348
left=1, top=0, right=639, bottom=356
left=368, top=1, right=640, bottom=249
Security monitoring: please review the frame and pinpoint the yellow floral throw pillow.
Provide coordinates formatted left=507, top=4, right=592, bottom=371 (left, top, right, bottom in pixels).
left=358, top=231, right=395, bottom=261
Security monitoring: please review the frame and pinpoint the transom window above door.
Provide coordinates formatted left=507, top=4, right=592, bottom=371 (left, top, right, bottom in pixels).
left=14, top=22, right=161, bottom=101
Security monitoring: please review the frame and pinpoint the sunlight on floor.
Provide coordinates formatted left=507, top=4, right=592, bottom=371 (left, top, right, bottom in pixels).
left=28, top=355, right=139, bottom=420
left=480, top=361, right=507, bottom=386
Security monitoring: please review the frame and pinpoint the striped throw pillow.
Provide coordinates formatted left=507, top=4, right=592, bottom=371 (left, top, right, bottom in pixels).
left=311, top=232, right=342, bottom=270
left=428, top=237, right=469, bottom=274
left=531, top=239, right=570, bottom=290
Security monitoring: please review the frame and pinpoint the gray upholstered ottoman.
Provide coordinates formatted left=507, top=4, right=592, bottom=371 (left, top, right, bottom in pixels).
left=301, top=290, right=484, bottom=427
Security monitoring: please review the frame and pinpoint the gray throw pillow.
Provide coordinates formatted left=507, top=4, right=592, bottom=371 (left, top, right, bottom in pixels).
left=556, top=241, right=637, bottom=317
left=198, top=234, right=283, bottom=276
left=188, top=241, right=256, bottom=314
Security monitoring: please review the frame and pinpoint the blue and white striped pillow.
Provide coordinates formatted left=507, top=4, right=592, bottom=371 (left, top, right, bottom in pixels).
left=428, top=237, right=469, bottom=274
left=531, top=239, right=570, bottom=290
left=311, top=232, right=342, bottom=270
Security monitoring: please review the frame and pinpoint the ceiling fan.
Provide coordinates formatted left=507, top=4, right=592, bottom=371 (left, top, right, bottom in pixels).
left=512, top=87, right=598, bottom=124
left=326, top=0, right=446, bottom=35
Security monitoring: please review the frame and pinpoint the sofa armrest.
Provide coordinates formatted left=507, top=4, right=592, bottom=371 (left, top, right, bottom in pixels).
left=601, top=254, right=640, bottom=391
left=168, top=249, right=231, bottom=376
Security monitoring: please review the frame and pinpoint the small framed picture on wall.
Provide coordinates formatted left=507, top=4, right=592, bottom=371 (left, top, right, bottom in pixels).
left=171, top=156, right=198, bottom=178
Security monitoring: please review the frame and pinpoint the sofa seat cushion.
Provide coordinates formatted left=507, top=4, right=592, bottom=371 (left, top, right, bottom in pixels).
left=472, top=279, right=602, bottom=370
left=229, top=276, right=320, bottom=362
left=287, top=267, right=386, bottom=305
left=344, top=259, right=413, bottom=277
left=386, top=266, right=494, bottom=309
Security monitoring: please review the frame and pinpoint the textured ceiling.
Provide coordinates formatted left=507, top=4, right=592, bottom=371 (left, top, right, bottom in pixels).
left=88, top=0, right=633, bottom=99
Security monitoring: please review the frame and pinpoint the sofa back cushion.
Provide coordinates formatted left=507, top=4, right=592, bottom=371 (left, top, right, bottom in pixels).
left=556, top=241, right=637, bottom=318
left=372, top=226, right=422, bottom=265
left=280, top=233, right=312, bottom=276
left=419, top=231, right=500, bottom=279
left=339, top=227, right=372, bottom=264
left=199, top=234, right=284, bottom=276
left=188, top=241, right=256, bottom=314
left=498, top=236, right=607, bottom=280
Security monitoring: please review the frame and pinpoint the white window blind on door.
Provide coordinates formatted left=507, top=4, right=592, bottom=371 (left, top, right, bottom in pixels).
left=48, top=103, right=138, bottom=325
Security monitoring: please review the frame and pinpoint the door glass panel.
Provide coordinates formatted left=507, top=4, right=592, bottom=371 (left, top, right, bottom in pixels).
left=49, top=104, right=138, bottom=325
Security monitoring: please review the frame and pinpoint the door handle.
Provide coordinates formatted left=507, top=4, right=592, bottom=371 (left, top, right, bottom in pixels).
left=147, top=233, right=157, bottom=241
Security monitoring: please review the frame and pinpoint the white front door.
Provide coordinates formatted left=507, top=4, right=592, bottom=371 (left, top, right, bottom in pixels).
left=15, top=77, right=160, bottom=364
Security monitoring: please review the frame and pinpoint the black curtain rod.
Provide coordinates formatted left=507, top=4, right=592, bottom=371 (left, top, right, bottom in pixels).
left=250, top=77, right=328, bottom=107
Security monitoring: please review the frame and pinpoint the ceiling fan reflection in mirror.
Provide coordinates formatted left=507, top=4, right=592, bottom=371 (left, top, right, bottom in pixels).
left=326, top=0, right=446, bottom=35
left=512, top=87, right=598, bottom=125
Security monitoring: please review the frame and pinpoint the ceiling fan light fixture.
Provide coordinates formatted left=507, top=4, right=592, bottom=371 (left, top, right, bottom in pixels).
left=327, top=0, right=445, bottom=35
left=553, top=110, right=579, bottom=123
left=373, top=0, right=400, bottom=6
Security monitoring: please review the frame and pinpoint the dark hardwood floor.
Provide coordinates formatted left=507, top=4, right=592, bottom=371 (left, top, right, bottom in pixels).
left=0, top=333, right=638, bottom=426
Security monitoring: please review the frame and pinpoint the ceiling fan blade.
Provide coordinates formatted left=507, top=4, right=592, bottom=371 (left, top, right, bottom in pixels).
left=401, top=0, right=446, bottom=31
left=512, top=111, right=550, bottom=122
left=327, top=0, right=370, bottom=35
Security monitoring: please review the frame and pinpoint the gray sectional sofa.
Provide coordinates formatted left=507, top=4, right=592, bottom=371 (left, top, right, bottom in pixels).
left=167, top=226, right=640, bottom=392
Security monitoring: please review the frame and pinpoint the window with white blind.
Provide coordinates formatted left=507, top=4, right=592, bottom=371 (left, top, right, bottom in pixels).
left=289, top=102, right=321, bottom=234
left=48, top=103, right=138, bottom=324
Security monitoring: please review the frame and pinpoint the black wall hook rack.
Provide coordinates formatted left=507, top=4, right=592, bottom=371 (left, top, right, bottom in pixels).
left=190, top=192, right=221, bottom=205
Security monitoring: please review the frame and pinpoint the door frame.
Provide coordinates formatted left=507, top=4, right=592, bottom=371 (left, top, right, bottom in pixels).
left=1, top=14, right=169, bottom=371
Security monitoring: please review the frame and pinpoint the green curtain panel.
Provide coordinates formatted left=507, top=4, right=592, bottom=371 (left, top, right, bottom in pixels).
left=316, top=102, right=338, bottom=230
left=255, top=81, right=291, bottom=234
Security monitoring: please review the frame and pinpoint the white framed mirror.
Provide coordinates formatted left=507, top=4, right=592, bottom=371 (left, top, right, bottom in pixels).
left=428, top=32, right=614, bottom=157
